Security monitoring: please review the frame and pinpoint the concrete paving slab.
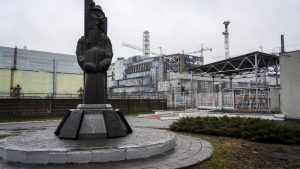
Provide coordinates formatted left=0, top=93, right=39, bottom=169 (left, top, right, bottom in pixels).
left=24, top=151, right=48, bottom=164
left=0, top=117, right=213, bottom=168
left=48, top=151, right=67, bottom=164
left=91, top=149, right=111, bottom=162
left=0, top=134, right=213, bottom=169
left=66, top=151, right=92, bottom=163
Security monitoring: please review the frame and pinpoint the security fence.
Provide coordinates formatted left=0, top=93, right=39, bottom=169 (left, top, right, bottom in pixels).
left=0, top=98, right=167, bottom=117
left=106, top=92, right=167, bottom=100
left=165, top=87, right=281, bottom=112
left=0, top=92, right=167, bottom=100
left=0, top=92, right=81, bottom=99
left=0, top=87, right=281, bottom=112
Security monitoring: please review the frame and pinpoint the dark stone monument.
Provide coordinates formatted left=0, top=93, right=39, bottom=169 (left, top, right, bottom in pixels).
left=54, top=0, right=132, bottom=139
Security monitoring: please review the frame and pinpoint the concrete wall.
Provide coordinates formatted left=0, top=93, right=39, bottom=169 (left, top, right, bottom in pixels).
left=14, top=70, right=53, bottom=93
left=0, top=99, right=167, bottom=117
left=269, top=86, right=281, bottom=112
left=0, top=69, right=83, bottom=95
left=56, top=73, right=83, bottom=94
left=280, top=51, right=300, bottom=119
left=0, top=69, right=11, bottom=93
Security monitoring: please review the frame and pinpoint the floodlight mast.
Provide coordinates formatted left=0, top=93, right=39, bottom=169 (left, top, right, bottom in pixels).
left=223, top=21, right=230, bottom=59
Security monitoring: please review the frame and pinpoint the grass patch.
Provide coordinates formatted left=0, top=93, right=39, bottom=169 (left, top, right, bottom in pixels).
left=171, top=117, right=300, bottom=145
left=0, top=114, right=64, bottom=123
left=183, top=133, right=300, bottom=169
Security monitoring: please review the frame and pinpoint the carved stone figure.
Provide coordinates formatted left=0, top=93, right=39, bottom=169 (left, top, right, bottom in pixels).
left=76, top=1, right=112, bottom=104
left=55, top=0, right=132, bottom=139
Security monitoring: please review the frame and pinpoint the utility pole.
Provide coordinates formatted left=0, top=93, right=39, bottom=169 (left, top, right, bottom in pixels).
left=10, top=47, right=17, bottom=94
left=52, top=59, right=57, bottom=97
left=190, top=71, right=194, bottom=108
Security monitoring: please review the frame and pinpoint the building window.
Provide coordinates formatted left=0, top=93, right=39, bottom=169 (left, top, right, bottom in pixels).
left=204, top=82, right=208, bottom=88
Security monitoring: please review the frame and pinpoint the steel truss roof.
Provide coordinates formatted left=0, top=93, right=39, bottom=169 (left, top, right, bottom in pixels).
left=189, top=51, right=280, bottom=79
left=164, top=54, right=202, bottom=72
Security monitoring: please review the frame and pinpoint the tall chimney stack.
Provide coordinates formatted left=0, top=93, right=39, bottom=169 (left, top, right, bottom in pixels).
left=281, top=35, right=285, bottom=53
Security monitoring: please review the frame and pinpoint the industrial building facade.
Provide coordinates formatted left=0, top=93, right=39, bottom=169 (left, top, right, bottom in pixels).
left=280, top=50, right=300, bottom=119
left=107, top=52, right=279, bottom=109
left=0, top=46, right=83, bottom=98
left=0, top=46, right=283, bottom=114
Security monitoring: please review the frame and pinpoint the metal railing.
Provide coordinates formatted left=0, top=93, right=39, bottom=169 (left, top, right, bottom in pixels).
left=0, top=92, right=167, bottom=100
left=108, top=92, right=167, bottom=100
left=0, top=92, right=81, bottom=99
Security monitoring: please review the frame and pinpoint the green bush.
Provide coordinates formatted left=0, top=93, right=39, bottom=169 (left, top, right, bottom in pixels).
left=170, top=117, right=300, bottom=145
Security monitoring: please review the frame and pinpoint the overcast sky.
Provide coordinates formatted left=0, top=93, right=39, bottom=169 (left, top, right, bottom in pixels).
left=0, top=0, right=299, bottom=63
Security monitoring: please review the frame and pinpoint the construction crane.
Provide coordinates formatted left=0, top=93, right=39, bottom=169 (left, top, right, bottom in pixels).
left=186, top=44, right=212, bottom=57
left=122, top=42, right=159, bottom=56
left=185, top=44, right=212, bottom=65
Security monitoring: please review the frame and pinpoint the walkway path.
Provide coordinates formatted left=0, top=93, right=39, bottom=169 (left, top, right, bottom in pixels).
left=0, top=116, right=212, bottom=169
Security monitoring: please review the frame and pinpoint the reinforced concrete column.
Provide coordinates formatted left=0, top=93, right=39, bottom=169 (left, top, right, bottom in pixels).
left=218, top=84, right=223, bottom=110
left=52, top=59, right=57, bottom=97
left=255, top=53, right=258, bottom=110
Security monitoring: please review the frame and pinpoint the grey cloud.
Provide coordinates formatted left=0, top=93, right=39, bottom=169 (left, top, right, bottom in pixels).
left=0, top=0, right=299, bottom=63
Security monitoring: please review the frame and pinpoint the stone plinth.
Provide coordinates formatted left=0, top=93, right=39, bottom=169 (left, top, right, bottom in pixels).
left=54, top=104, right=132, bottom=139
left=0, top=128, right=176, bottom=164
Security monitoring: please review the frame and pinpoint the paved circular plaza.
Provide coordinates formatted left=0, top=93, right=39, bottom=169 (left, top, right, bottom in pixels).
left=0, top=127, right=177, bottom=164
left=0, top=118, right=213, bottom=169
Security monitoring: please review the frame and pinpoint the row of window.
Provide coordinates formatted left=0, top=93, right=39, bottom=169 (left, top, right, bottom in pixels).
left=127, top=62, right=151, bottom=74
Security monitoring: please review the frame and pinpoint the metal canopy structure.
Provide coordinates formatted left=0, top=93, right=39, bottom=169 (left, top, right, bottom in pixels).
left=190, top=51, right=280, bottom=83
left=189, top=51, right=280, bottom=110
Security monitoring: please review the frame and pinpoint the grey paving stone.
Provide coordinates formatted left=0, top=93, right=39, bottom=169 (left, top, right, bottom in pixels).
left=190, top=142, right=202, bottom=151
left=145, top=144, right=165, bottom=158
left=201, top=139, right=213, bottom=149
left=6, top=149, right=25, bottom=163
left=0, top=147, right=6, bottom=160
left=91, top=149, right=111, bottom=162
left=67, top=151, right=92, bottom=163
left=109, top=148, right=126, bottom=161
left=126, top=146, right=148, bottom=160
left=24, top=151, right=48, bottom=164
left=153, top=163, right=170, bottom=169
left=0, top=119, right=213, bottom=169
left=48, top=151, right=67, bottom=164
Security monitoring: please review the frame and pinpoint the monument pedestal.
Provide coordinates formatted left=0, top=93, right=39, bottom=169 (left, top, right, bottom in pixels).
left=54, top=104, right=132, bottom=139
